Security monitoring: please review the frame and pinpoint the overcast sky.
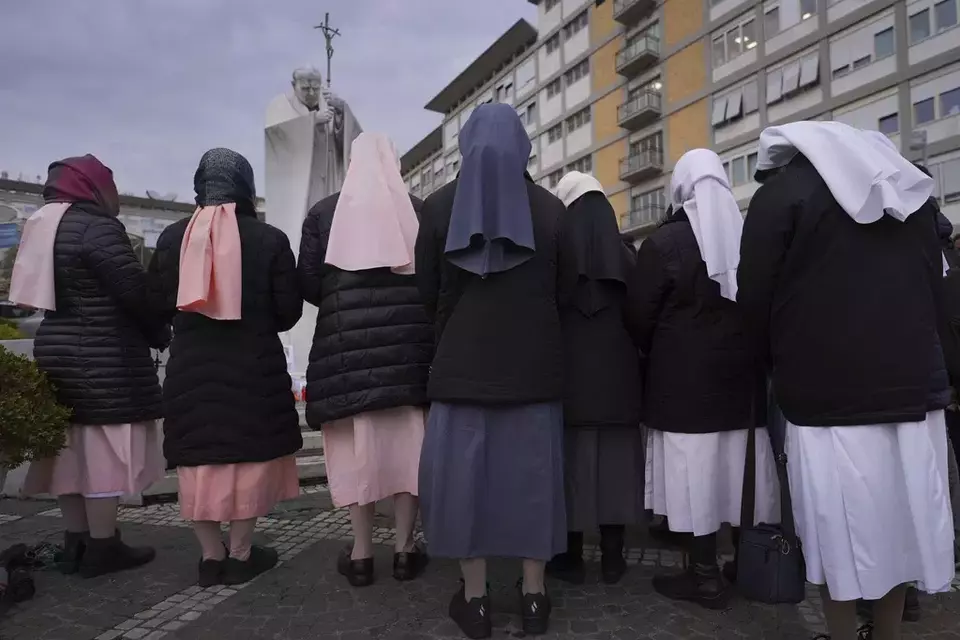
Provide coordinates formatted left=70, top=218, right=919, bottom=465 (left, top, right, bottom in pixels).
left=0, top=0, right=535, bottom=201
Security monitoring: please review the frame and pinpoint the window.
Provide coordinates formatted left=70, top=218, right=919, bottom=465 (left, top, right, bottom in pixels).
left=936, top=158, right=960, bottom=202
left=565, top=107, right=591, bottom=132
left=767, top=51, right=819, bottom=103
left=765, top=7, right=780, bottom=35
left=722, top=151, right=759, bottom=187
left=545, top=0, right=561, bottom=10
left=852, top=55, right=871, bottom=70
left=546, top=124, right=563, bottom=144
left=878, top=113, right=899, bottom=134
left=528, top=154, right=538, bottom=170
left=628, top=188, right=667, bottom=226
left=832, top=63, right=850, bottom=78
left=525, top=101, right=537, bottom=125
left=935, top=0, right=958, bottom=31
left=563, top=11, right=589, bottom=38
left=547, top=170, right=563, bottom=189
left=631, top=131, right=663, bottom=156
left=914, top=97, right=936, bottom=124
left=712, top=80, right=759, bottom=128
left=874, top=27, right=895, bottom=59
left=565, top=59, right=590, bottom=84
left=545, top=34, right=561, bottom=55
left=910, top=9, right=931, bottom=42
left=800, top=0, right=817, bottom=20
left=546, top=78, right=562, bottom=98
left=434, top=165, right=444, bottom=180
left=941, top=87, right=960, bottom=117
left=567, top=155, right=593, bottom=174
left=713, top=17, right=757, bottom=68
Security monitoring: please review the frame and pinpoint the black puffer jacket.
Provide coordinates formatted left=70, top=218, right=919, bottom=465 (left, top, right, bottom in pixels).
left=34, top=203, right=167, bottom=425
left=627, top=209, right=761, bottom=434
left=149, top=206, right=304, bottom=467
left=299, top=192, right=433, bottom=426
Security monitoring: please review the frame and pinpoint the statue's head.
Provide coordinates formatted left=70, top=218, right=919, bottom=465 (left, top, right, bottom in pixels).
left=292, top=67, right=323, bottom=110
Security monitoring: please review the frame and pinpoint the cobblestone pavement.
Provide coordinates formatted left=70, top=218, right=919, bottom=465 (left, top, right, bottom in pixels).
left=2, top=494, right=958, bottom=640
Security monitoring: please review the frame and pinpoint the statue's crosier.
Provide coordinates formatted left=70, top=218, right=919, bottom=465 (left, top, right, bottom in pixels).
left=264, top=66, right=362, bottom=378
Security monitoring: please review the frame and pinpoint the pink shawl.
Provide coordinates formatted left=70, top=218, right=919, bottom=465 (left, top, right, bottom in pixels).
left=8, top=202, right=71, bottom=311
left=176, top=203, right=242, bottom=319
left=325, top=132, right=419, bottom=275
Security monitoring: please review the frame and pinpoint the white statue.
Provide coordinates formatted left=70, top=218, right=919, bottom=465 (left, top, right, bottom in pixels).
left=264, top=66, right=362, bottom=377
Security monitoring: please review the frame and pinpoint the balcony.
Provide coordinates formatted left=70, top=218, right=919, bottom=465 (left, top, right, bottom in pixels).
left=619, top=148, right=663, bottom=183
left=618, top=90, right=662, bottom=131
left=616, top=36, right=660, bottom=77
left=614, top=0, right=656, bottom=25
left=620, top=205, right=665, bottom=237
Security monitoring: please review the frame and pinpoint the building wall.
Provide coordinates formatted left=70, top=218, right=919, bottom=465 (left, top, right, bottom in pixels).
left=403, top=0, right=960, bottom=236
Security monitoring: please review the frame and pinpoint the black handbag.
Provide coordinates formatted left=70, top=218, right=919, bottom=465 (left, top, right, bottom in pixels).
left=736, top=389, right=807, bottom=604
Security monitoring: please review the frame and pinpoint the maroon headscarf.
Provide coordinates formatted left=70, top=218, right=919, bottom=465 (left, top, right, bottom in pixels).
left=42, top=154, right=120, bottom=217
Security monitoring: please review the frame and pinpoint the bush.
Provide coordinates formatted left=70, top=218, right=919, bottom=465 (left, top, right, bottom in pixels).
left=0, top=322, right=24, bottom=340
left=0, top=346, right=70, bottom=467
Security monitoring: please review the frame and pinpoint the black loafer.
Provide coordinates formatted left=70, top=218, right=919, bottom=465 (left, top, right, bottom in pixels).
left=449, top=581, right=491, bottom=639
left=222, top=545, right=278, bottom=586
left=337, top=545, right=374, bottom=587
left=517, top=579, right=551, bottom=636
left=393, top=541, right=429, bottom=581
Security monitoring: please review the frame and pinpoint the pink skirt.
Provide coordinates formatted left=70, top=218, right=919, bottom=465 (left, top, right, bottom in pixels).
left=324, top=406, right=425, bottom=508
left=23, top=421, right=164, bottom=498
left=177, top=455, right=300, bottom=522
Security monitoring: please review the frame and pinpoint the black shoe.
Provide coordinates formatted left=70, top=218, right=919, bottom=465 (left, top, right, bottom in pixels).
left=393, top=541, right=428, bottom=581
left=600, top=525, right=627, bottom=585
left=79, top=530, right=155, bottom=579
left=222, top=545, right=278, bottom=585
left=448, top=582, right=491, bottom=639
left=517, top=579, right=551, bottom=636
left=336, top=545, right=374, bottom=587
left=652, top=563, right=730, bottom=610
left=198, top=545, right=228, bottom=588
left=55, top=531, right=88, bottom=575
left=903, top=585, right=921, bottom=622
left=545, top=551, right=586, bottom=585
left=857, top=621, right=874, bottom=639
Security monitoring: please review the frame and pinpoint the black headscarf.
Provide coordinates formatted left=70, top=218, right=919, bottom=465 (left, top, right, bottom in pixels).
left=565, top=191, right=629, bottom=316
left=194, top=148, right=256, bottom=214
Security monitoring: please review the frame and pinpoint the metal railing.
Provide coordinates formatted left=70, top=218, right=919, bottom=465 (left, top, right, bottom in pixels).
left=619, top=149, right=664, bottom=178
left=618, top=90, right=662, bottom=122
left=614, top=0, right=646, bottom=18
left=621, top=205, right=666, bottom=231
left=616, top=36, right=660, bottom=70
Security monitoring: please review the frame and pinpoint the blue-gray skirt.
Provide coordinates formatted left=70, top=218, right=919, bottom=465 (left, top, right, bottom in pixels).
left=419, top=402, right=567, bottom=560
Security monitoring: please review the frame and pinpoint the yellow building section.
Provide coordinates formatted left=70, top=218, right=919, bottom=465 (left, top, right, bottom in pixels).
left=608, top=191, right=628, bottom=222
left=593, top=89, right=622, bottom=143
left=590, top=0, right=618, bottom=44
left=591, top=37, right=623, bottom=94
left=667, top=99, right=709, bottom=164
left=595, top=139, right=627, bottom=192
left=664, top=0, right=704, bottom=47
left=665, top=41, right=706, bottom=105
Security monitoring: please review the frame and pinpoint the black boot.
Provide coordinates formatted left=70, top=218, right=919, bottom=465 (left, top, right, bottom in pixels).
left=652, top=563, right=730, bottom=610
left=222, top=545, right=278, bottom=586
left=79, top=530, right=155, bottom=579
left=599, top=524, right=627, bottom=584
left=902, top=584, right=921, bottom=622
left=197, top=544, right=228, bottom=588
left=55, top=531, right=88, bottom=575
left=517, top=579, right=551, bottom=636
left=545, top=531, right=585, bottom=585
left=336, top=545, right=374, bottom=587
left=448, top=581, right=492, bottom=639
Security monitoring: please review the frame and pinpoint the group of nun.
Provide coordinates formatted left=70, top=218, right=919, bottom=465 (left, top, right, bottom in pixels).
left=10, top=100, right=954, bottom=640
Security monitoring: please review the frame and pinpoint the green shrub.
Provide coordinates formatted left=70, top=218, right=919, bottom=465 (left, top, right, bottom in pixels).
left=0, top=346, right=71, bottom=467
left=0, top=323, right=24, bottom=340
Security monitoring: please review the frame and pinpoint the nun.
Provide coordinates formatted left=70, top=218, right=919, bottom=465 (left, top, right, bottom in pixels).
left=415, top=103, right=576, bottom=639
left=298, top=132, right=433, bottom=588
left=546, top=171, right=643, bottom=586
left=628, top=148, right=779, bottom=609
left=737, top=121, right=954, bottom=640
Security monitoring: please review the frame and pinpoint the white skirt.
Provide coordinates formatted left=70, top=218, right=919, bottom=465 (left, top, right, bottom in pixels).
left=645, top=428, right=781, bottom=536
left=786, top=410, right=955, bottom=601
